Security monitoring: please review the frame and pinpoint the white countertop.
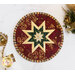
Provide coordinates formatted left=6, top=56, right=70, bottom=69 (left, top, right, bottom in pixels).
left=0, top=4, right=75, bottom=70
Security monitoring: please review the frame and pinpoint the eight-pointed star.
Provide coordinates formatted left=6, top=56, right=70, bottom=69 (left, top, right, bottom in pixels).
left=22, top=21, right=55, bottom=53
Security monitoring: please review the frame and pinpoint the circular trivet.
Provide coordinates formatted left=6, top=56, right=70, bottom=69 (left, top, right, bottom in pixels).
left=13, top=12, right=64, bottom=62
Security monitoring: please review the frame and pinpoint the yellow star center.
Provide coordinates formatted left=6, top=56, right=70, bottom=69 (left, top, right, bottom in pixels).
left=34, top=32, right=43, bottom=42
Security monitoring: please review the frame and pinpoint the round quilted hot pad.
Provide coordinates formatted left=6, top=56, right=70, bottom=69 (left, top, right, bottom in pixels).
left=13, top=12, right=64, bottom=62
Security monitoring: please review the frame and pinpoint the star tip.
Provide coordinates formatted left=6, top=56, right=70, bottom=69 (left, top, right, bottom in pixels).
left=43, top=21, right=45, bottom=23
left=32, top=51, right=34, bottom=53
left=22, top=30, right=24, bottom=32
left=22, top=42, right=25, bottom=44
left=44, top=51, right=46, bottom=52
left=31, top=20, right=33, bottom=23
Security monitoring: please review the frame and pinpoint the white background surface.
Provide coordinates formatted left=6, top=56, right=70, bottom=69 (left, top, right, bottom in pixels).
left=0, top=4, right=75, bottom=70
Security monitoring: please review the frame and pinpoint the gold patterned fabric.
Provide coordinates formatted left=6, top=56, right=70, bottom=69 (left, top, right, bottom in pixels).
left=13, top=12, right=64, bottom=62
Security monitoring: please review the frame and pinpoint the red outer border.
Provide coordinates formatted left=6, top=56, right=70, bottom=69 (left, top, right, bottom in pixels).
left=13, top=12, right=64, bottom=62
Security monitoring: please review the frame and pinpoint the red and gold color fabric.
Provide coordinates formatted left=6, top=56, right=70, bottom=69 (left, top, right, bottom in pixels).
left=13, top=12, right=64, bottom=62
